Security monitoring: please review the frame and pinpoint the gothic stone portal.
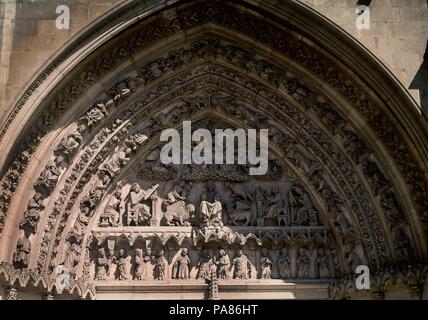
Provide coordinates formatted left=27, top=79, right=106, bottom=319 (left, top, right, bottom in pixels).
left=1, top=0, right=427, bottom=300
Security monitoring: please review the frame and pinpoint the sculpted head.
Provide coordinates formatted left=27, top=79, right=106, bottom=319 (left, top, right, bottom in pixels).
left=34, top=192, right=42, bottom=201
left=55, top=155, right=64, bottom=165
left=98, top=248, right=106, bottom=257
left=135, top=248, right=143, bottom=257
left=214, top=193, right=221, bottom=202
left=131, top=183, right=140, bottom=193
left=101, top=174, right=111, bottom=185
left=236, top=249, right=243, bottom=257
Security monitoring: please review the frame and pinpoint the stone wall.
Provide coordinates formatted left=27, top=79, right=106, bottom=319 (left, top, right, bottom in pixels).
left=299, top=0, right=428, bottom=115
left=0, top=0, right=427, bottom=123
left=0, top=0, right=122, bottom=123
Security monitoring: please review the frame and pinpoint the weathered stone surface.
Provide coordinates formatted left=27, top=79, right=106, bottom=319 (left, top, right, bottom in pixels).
left=0, top=0, right=427, bottom=300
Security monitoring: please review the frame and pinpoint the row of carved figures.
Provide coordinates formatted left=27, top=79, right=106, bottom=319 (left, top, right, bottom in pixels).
left=86, top=247, right=331, bottom=281
left=98, top=181, right=320, bottom=228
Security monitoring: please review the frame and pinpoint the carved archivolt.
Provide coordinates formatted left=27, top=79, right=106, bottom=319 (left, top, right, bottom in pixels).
left=0, top=0, right=427, bottom=300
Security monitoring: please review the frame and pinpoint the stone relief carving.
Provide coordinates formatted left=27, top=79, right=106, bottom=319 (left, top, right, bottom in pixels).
left=32, top=72, right=384, bottom=276
left=232, top=249, right=251, bottom=280
left=200, top=192, right=224, bottom=228
left=96, top=248, right=109, bottom=280
left=172, top=248, right=191, bottom=279
left=0, top=0, right=422, bottom=262
left=56, top=129, right=84, bottom=158
left=196, top=249, right=213, bottom=280
left=19, top=192, right=45, bottom=234
left=278, top=247, right=291, bottom=279
left=78, top=103, right=109, bottom=128
left=99, top=190, right=122, bottom=227
left=215, top=249, right=230, bottom=280
left=0, top=2, right=425, bottom=299
left=316, top=248, right=330, bottom=279
left=34, top=155, right=65, bottom=196
left=133, top=248, right=150, bottom=280
left=297, top=248, right=310, bottom=279
left=1, top=25, right=421, bottom=299
left=162, top=183, right=195, bottom=226
left=13, top=230, right=32, bottom=269
left=125, top=183, right=158, bottom=226
left=116, top=248, right=130, bottom=280
left=259, top=249, right=272, bottom=280
left=153, top=249, right=168, bottom=280
left=62, top=243, right=80, bottom=278
left=224, top=183, right=256, bottom=226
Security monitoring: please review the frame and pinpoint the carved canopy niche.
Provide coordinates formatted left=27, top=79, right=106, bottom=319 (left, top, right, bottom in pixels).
left=0, top=0, right=427, bottom=300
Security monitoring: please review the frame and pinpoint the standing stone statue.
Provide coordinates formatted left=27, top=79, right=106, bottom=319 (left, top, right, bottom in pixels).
left=13, top=231, right=32, bottom=269
left=260, top=251, right=272, bottom=279
left=316, top=248, right=330, bottom=279
left=278, top=247, right=291, bottom=279
left=116, top=249, right=129, bottom=280
left=153, top=249, right=168, bottom=280
left=216, top=249, right=230, bottom=279
left=196, top=249, right=212, bottom=280
left=96, top=248, right=109, bottom=280
left=173, top=248, right=191, bottom=279
left=134, top=248, right=150, bottom=280
left=232, top=249, right=250, bottom=280
left=288, top=184, right=313, bottom=225
left=35, top=156, right=64, bottom=194
left=107, top=249, right=116, bottom=278
left=63, top=243, right=80, bottom=277
left=297, top=248, right=309, bottom=279
left=20, top=192, right=45, bottom=234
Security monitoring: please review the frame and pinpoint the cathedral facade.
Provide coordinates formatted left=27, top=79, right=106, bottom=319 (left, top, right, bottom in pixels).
left=0, top=0, right=427, bottom=300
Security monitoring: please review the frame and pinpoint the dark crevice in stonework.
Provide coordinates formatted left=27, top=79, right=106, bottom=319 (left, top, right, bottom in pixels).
left=356, top=0, right=372, bottom=7
left=410, top=40, right=428, bottom=119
